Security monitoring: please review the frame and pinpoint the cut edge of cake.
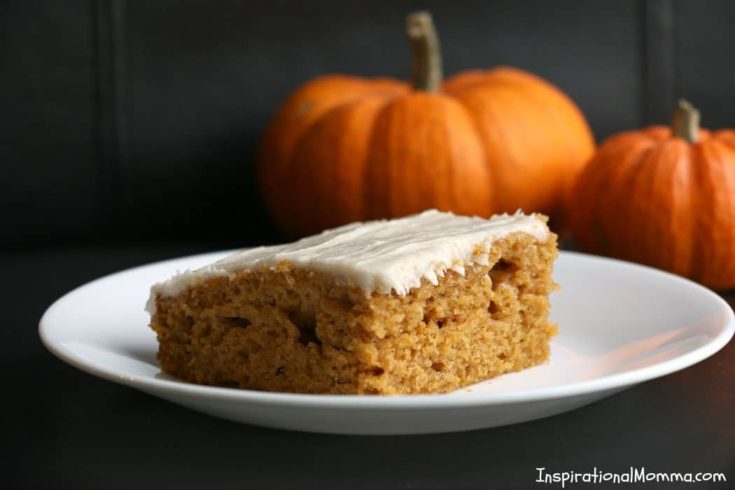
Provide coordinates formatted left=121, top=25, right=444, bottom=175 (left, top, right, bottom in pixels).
left=147, top=210, right=558, bottom=395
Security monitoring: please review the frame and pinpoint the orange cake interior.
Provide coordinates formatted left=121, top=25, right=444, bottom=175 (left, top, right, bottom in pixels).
left=148, top=210, right=558, bottom=395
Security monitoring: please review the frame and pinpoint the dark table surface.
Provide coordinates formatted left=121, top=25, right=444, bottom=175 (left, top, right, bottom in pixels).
left=6, top=245, right=734, bottom=489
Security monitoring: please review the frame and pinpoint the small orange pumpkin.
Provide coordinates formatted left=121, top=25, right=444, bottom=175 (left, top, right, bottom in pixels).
left=569, top=100, right=735, bottom=289
left=258, top=12, right=595, bottom=236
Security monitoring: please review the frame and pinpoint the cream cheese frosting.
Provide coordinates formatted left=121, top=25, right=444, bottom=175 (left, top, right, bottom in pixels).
left=147, top=210, right=549, bottom=313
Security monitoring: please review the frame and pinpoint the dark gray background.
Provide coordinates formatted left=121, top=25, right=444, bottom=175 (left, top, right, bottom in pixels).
left=3, top=0, right=734, bottom=248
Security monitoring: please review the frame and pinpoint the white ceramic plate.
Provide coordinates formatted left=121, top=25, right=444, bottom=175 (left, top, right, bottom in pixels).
left=40, top=251, right=734, bottom=435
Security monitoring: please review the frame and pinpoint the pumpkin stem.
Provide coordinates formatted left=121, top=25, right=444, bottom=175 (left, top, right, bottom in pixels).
left=406, top=11, right=443, bottom=92
left=671, top=99, right=700, bottom=143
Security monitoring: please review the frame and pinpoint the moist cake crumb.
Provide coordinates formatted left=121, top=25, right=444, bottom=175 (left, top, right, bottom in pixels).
left=148, top=211, right=558, bottom=395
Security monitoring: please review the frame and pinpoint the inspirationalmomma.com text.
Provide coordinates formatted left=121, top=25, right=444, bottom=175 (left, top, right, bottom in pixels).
left=536, top=467, right=727, bottom=487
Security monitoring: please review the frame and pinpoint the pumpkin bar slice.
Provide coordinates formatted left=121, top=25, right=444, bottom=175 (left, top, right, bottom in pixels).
left=147, top=210, right=558, bottom=395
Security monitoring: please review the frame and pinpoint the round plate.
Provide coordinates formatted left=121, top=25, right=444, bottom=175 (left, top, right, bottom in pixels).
left=40, top=251, right=734, bottom=435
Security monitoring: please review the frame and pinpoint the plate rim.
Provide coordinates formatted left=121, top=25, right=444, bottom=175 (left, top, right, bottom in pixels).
left=39, top=250, right=735, bottom=410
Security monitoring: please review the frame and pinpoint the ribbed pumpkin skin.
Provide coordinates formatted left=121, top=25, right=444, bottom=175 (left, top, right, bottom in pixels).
left=444, top=68, right=595, bottom=218
left=258, top=76, right=407, bottom=235
left=569, top=126, right=735, bottom=289
left=364, top=92, right=491, bottom=220
left=258, top=67, right=595, bottom=237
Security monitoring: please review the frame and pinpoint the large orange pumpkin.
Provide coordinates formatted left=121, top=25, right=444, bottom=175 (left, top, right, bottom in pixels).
left=569, top=100, right=735, bottom=289
left=258, top=12, right=595, bottom=236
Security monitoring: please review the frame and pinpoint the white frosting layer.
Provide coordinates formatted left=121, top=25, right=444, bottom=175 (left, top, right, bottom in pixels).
left=147, top=210, right=549, bottom=313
